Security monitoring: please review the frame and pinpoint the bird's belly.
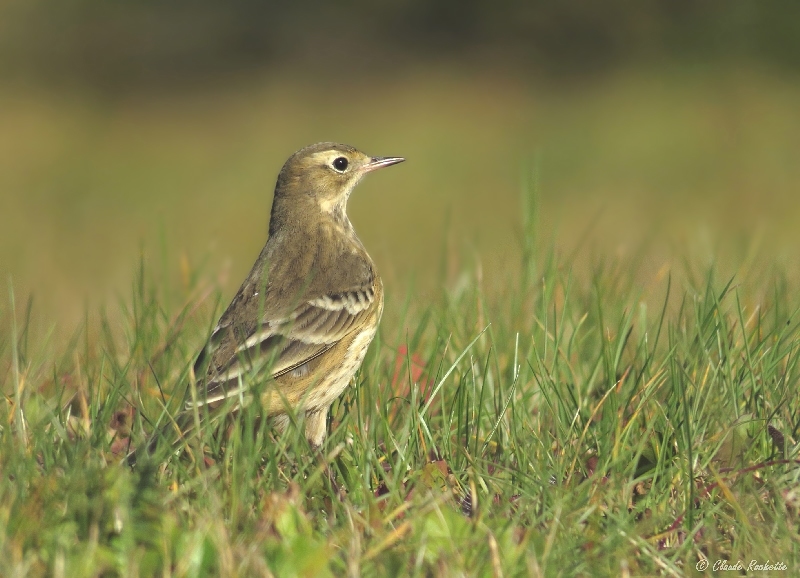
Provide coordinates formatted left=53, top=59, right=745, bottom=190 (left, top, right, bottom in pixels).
left=305, top=323, right=378, bottom=411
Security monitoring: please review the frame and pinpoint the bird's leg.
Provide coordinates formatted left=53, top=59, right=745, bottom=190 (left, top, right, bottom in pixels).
left=304, top=409, right=327, bottom=449
left=306, top=408, right=345, bottom=499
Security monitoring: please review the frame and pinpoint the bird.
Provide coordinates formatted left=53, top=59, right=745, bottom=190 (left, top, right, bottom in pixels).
left=134, top=142, right=404, bottom=463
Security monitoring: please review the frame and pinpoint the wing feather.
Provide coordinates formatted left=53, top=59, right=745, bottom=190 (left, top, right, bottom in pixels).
left=187, top=286, right=375, bottom=409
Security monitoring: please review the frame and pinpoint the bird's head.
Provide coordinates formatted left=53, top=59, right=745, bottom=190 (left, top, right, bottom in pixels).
left=274, top=142, right=404, bottom=217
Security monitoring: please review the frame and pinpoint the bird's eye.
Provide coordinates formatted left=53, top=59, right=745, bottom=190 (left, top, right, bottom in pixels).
left=332, top=157, right=349, bottom=172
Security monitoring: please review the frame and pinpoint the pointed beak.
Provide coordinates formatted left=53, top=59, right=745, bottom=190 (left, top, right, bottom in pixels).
left=363, top=156, right=405, bottom=173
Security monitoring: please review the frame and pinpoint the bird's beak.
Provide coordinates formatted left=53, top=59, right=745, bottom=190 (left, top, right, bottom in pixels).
left=363, top=156, right=405, bottom=173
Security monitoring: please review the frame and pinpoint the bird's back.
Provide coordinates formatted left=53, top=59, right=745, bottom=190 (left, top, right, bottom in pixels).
left=193, top=210, right=381, bottom=412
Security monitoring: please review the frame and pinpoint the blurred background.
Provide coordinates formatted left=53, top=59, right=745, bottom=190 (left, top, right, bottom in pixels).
left=1, top=0, right=799, bottom=340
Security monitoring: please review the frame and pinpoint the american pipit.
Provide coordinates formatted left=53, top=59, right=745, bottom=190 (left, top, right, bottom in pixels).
left=136, top=142, right=403, bottom=461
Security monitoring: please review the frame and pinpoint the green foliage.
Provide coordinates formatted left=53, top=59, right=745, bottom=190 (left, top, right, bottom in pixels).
left=2, top=200, right=800, bottom=576
left=2, top=1, right=800, bottom=91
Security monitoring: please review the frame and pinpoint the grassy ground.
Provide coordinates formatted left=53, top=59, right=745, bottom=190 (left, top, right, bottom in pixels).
left=3, top=67, right=800, bottom=338
left=1, top=180, right=799, bottom=576
left=2, top=67, right=800, bottom=576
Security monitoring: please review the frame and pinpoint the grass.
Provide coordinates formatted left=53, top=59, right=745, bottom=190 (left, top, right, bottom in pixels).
left=1, top=181, right=799, bottom=577
left=3, top=67, right=800, bottom=336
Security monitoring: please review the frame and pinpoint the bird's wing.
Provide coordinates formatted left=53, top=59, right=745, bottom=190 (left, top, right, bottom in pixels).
left=188, top=282, right=377, bottom=408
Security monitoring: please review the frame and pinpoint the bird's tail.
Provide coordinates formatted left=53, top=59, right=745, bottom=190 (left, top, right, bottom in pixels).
left=126, top=411, right=196, bottom=468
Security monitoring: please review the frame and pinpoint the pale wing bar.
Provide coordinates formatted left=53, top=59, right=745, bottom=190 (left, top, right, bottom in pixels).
left=187, top=287, right=374, bottom=409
